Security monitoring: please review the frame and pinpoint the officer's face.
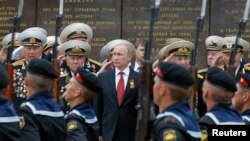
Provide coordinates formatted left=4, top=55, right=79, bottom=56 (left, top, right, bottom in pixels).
left=63, top=78, right=81, bottom=102
left=65, top=55, right=85, bottom=73
left=112, top=44, right=132, bottom=70
left=232, top=84, right=246, bottom=113
left=172, top=55, right=189, bottom=69
left=207, top=50, right=221, bottom=66
left=22, top=45, right=43, bottom=62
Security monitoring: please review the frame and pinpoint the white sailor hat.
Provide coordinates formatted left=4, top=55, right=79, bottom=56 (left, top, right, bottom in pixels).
left=205, top=35, right=223, bottom=51
left=18, top=29, right=47, bottom=47
left=60, top=23, right=93, bottom=43
left=2, top=32, right=21, bottom=47
left=43, top=36, right=61, bottom=52
left=22, top=27, right=47, bottom=36
left=158, top=40, right=194, bottom=61
left=217, top=36, right=250, bottom=53
left=58, top=40, right=91, bottom=56
left=100, top=39, right=135, bottom=60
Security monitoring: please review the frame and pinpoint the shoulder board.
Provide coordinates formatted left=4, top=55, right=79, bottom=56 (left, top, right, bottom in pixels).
left=244, top=64, right=250, bottom=71
left=197, top=74, right=204, bottom=79
left=60, top=73, right=68, bottom=77
left=88, top=58, right=101, bottom=66
left=197, top=68, right=208, bottom=74
left=12, top=59, right=25, bottom=66
left=218, top=65, right=225, bottom=70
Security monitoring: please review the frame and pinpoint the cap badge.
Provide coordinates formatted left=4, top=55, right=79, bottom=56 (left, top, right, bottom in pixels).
left=30, top=38, right=36, bottom=43
left=72, top=46, right=82, bottom=52
left=178, top=47, right=188, bottom=53
left=13, top=39, right=21, bottom=46
left=226, top=41, right=232, bottom=49
left=76, top=28, right=82, bottom=34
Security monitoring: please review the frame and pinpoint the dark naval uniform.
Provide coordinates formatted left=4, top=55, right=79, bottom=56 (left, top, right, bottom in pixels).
left=150, top=101, right=201, bottom=141
left=12, top=59, right=28, bottom=110
left=65, top=103, right=99, bottom=141
left=199, top=104, right=245, bottom=126
left=242, top=109, right=250, bottom=124
left=0, top=97, right=21, bottom=141
left=18, top=91, right=67, bottom=141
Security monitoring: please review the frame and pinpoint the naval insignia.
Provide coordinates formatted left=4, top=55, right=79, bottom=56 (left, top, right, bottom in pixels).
left=67, top=121, right=77, bottom=132
left=163, top=129, right=176, bottom=141
left=19, top=116, right=25, bottom=129
left=30, top=38, right=36, bottom=43
left=201, top=130, right=208, bottom=141
left=129, top=79, right=135, bottom=89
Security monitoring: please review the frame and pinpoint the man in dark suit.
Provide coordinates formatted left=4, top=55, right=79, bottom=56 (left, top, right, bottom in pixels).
left=96, top=39, right=139, bottom=141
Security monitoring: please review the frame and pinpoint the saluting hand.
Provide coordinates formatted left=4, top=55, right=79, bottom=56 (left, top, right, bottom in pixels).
left=96, top=58, right=113, bottom=75
left=0, top=45, right=8, bottom=62
left=210, top=52, right=228, bottom=67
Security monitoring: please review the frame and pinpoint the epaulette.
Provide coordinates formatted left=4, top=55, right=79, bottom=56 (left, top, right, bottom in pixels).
left=197, top=74, right=204, bottom=79
left=243, top=64, right=250, bottom=71
left=60, top=73, right=68, bottom=77
left=197, top=68, right=208, bottom=79
left=12, top=59, right=25, bottom=67
left=197, top=68, right=208, bottom=74
left=218, top=65, right=225, bottom=70
left=88, top=58, right=101, bottom=66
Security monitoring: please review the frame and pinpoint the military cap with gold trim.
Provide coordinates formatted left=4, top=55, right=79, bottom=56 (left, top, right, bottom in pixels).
left=43, top=36, right=61, bottom=52
left=1, top=32, right=21, bottom=47
left=164, top=38, right=185, bottom=46
left=18, top=30, right=47, bottom=47
left=205, top=35, right=223, bottom=51
left=100, top=39, right=135, bottom=61
left=158, top=40, right=194, bottom=61
left=158, top=38, right=185, bottom=61
left=22, top=27, right=47, bottom=36
left=59, top=40, right=91, bottom=56
left=217, top=36, right=250, bottom=54
left=60, top=23, right=93, bottom=43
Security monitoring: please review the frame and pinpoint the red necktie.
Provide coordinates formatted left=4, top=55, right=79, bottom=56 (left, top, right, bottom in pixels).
left=117, top=72, right=124, bottom=106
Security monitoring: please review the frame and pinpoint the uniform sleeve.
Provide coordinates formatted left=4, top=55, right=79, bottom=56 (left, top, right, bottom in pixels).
left=66, top=119, right=88, bottom=141
left=155, top=128, right=187, bottom=141
left=0, top=123, right=21, bottom=141
left=19, top=109, right=41, bottom=141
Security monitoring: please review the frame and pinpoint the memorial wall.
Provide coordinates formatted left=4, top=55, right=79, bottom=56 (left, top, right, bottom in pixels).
left=0, top=0, right=249, bottom=68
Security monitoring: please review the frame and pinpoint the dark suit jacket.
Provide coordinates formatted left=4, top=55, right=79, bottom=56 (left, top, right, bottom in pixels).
left=96, top=67, right=139, bottom=141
